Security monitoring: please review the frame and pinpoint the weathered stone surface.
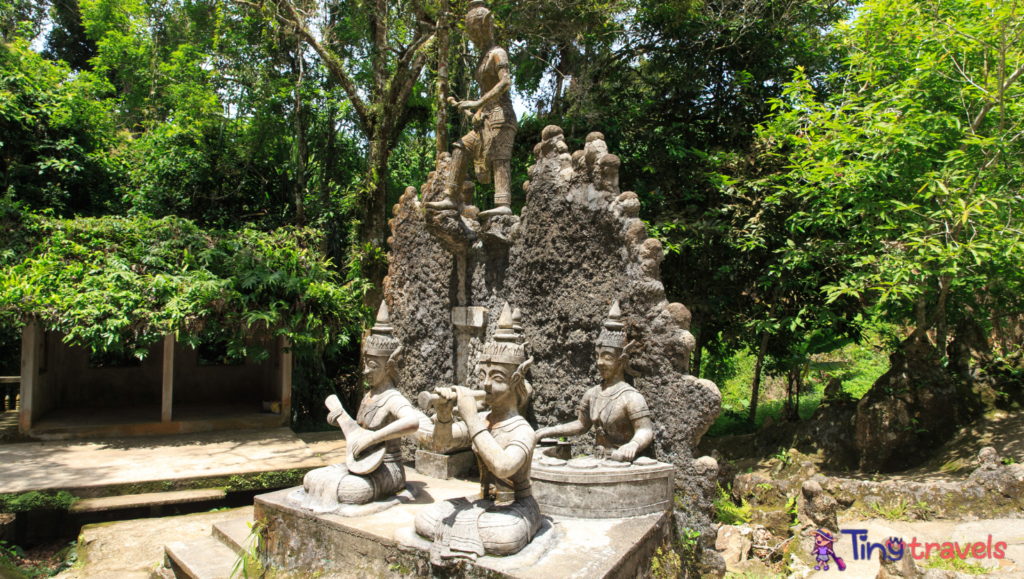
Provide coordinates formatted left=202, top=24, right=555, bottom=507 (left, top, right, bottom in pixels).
left=415, top=449, right=477, bottom=480
left=715, top=525, right=752, bottom=570
left=385, top=127, right=721, bottom=474
left=797, top=480, right=838, bottom=532
left=855, top=336, right=961, bottom=472
left=529, top=457, right=674, bottom=518
left=255, top=474, right=673, bottom=579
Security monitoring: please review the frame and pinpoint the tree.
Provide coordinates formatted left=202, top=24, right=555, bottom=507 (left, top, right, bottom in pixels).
left=763, top=0, right=1024, bottom=359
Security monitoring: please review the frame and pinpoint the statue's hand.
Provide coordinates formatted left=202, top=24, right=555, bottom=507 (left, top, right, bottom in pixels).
left=454, top=386, right=480, bottom=420
left=433, top=386, right=457, bottom=422
left=349, top=432, right=376, bottom=459
left=534, top=426, right=556, bottom=441
left=611, top=442, right=638, bottom=462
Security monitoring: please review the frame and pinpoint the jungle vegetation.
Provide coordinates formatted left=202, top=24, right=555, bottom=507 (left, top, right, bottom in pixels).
left=1, top=0, right=1022, bottom=430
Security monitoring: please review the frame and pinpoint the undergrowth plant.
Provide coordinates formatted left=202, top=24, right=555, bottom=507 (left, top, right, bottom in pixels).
left=714, top=485, right=752, bottom=525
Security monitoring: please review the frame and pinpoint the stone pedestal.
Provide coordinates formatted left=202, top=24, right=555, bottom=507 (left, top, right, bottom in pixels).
left=530, top=456, right=675, bottom=519
left=255, top=470, right=672, bottom=579
left=415, top=448, right=477, bottom=479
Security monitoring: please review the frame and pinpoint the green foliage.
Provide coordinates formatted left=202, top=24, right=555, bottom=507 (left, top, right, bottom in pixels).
left=714, top=485, right=752, bottom=525
left=0, top=212, right=366, bottom=359
left=925, top=555, right=990, bottom=575
left=230, top=519, right=266, bottom=579
left=867, top=498, right=909, bottom=521
left=226, top=469, right=305, bottom=492
left=760, top=0, right=1024, bottom=344
left=0, top=491, right=77, bottom=513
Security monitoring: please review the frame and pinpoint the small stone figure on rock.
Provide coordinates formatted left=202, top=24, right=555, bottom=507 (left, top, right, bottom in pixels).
left=414, top=303, right=541, bottom=565
left=425, top=0, right=517, bottom=220
left=298, top=303, right=430, bottom=511
left=535, top=301, right=654, bottom=462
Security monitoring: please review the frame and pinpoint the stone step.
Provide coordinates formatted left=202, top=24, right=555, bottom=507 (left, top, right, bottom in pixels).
left=69, top=489, right=226, bottom=514
left=164, top=536, right=240, bottom=579
left=212, top=516, right=255, bottom=556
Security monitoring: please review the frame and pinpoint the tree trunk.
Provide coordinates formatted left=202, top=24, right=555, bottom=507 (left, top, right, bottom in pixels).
left=748, top=329, right=770, bottom=425
left=436, top=0, right=449, bottom=155
left=293, top=44, right=306, bottom=227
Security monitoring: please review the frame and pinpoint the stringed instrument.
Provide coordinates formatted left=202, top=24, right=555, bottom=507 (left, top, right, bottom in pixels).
left=325, top=395, right=386, bottom=475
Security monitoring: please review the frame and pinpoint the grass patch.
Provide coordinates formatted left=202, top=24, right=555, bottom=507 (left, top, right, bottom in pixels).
left=925, top=556, right=991, bottom=575
left=867, top=498, right=909, bottom=521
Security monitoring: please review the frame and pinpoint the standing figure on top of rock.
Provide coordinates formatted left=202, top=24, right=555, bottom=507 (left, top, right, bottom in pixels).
left=414, top=303, right=541, bottom=565
left=298, top=303, right=430, bottom=512
left=425, top=0, right=517, bottom=220
left=535, top=301, right=654, bottom=462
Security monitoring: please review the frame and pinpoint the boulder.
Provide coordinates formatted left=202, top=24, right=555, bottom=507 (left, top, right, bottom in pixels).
left=854, top=336, right=962, bottom=472
left=715, top=525, right=752, bottom=570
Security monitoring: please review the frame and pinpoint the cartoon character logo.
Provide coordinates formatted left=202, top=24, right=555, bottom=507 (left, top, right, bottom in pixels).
left=813, top=529, right=847, bottom=571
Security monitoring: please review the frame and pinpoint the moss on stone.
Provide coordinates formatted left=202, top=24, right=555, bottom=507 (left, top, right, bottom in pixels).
left=0, top=490, right=77, bottom=513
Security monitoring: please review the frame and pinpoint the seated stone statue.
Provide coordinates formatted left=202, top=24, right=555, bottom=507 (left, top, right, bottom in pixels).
left=414, top=303, right=541, bottom=565
left=299, top=303, right=430, bottom=512
left=534, top=301, right=654, bottom=462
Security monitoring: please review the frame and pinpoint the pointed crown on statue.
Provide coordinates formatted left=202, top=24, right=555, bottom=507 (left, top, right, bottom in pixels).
left=363, top=302, right=400, bottom=357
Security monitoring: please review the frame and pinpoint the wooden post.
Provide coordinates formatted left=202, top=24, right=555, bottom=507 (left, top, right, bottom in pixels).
left=279, top=337, right=292, bottom=426
left=18, top=321, right=40, bottom=433
left=161, top=334, right=174, bottom=423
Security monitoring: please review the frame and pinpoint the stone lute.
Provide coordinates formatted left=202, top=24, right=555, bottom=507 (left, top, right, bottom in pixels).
left=325, top=395, right=386, bottom=475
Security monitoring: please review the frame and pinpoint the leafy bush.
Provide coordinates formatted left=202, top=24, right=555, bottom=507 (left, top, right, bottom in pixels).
left=0, top=208, right=368, bottom=362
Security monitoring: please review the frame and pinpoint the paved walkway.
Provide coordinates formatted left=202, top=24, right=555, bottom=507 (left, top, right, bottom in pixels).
left=0, top=428, right=346, bottom=496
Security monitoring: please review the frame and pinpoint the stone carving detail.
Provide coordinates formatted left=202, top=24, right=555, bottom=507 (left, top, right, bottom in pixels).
left=535, top=301, right=654, bottom=462
left=425, top=0, right=517, bottom=220
left=289, top=303, right=430, bottom=514
left=413, top=303, right=542, bottom=566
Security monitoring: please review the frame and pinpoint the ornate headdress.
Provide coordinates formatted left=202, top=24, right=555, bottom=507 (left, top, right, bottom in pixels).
left=479, top=302, right=528, bottom=365
left=363, top=302, right=400, bottom=357
left=596, top=301, right=628, bottom=349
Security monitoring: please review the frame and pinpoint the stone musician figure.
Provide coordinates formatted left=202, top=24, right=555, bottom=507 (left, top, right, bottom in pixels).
left=414, top=303, right=541, bottom=565
left=299, top=303, right=430, bottom=511
left=535, top=301, right=655, bottom=462
left=426, top=0, right=517, bottom=219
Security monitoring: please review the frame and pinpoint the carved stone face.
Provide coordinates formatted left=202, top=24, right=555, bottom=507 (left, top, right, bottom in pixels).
left=465, top=12, right=492, bottom=49
left=476, top=361, right=517, bottom=410
left=596, top=345, right=625, bottom=382
left=363, top=354, right=390, bottom=389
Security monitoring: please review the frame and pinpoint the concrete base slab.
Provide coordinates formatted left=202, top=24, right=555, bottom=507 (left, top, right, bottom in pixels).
left=284, top=485, right=417, bottom=517
left=0, top=428, right=342, bottom=497
left=254, top=469, right=672, bottom=579
left=211, top=517, right=254, bottom=555
left=415, top=449, right=477, bottom=479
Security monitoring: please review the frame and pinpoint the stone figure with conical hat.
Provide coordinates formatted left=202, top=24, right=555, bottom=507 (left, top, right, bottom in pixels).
left=425, top=0, right=517, bottom=219
left=414, top=303, right=541, bottom=565
left=535, top=301, right=654, bottom=462
left=297, top=303, right=431, bottom=512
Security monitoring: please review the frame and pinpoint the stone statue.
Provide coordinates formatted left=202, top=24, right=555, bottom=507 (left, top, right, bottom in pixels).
left=414, top=303, right=541, bottom=565
left=298, top=303, right=430, bottom=512
left=534, top=301, right=654, bottom=462
left=425, top=0, right=517, bottom=220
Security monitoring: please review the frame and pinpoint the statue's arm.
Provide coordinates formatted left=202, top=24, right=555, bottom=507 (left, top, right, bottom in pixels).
left=468, top=426, right=529, bottom=479
left=475, top=49, right=512, bottom=109
left=535, top=390, right=593, bottom=440
left=628, top=415, right=654, bottom=453
left=369, top=400, right=423, bottom=444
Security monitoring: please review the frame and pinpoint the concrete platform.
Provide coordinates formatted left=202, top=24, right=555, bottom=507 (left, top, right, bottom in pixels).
left=254, top=469, right=672, bottom=579
left=27, top=404, right=285, bottom=441
left=70, top=489, right=227, bottom=513
left=0, top=428, right=346, bottom=498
